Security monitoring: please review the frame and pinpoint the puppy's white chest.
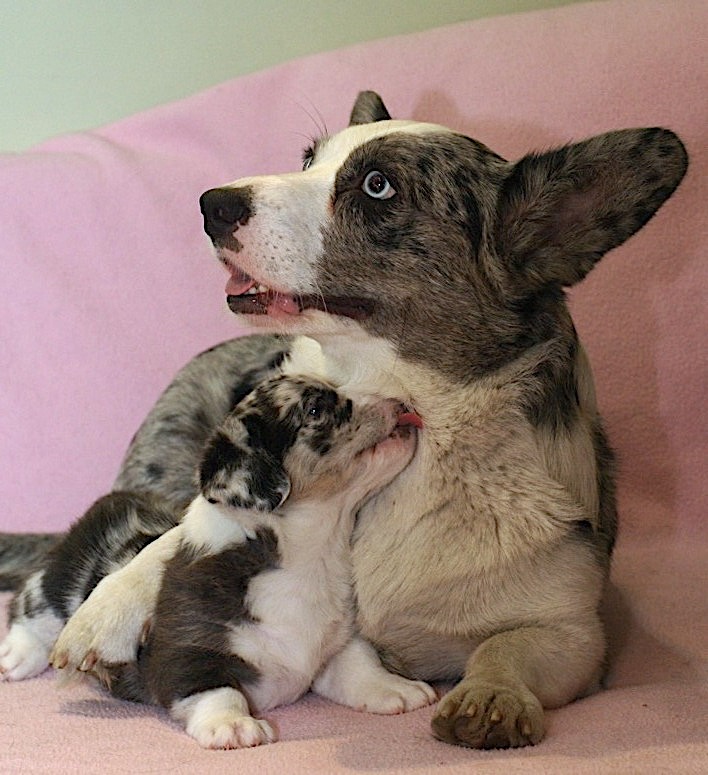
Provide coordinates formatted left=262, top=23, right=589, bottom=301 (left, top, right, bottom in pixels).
left=228, top=548, right=353, bottom=712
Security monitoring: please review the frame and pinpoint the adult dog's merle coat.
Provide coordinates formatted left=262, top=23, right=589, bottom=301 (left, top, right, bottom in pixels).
left=2, top=92, right=688, bottom=749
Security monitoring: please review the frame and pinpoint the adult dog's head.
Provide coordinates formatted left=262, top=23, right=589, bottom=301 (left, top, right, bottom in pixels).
left=200, top=91, right=688, bottom=384
left=199, top=374, right=419, bottom=513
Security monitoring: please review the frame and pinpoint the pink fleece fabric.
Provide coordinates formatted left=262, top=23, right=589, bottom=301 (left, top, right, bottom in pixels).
left=1, top=0, right=706, bottom=771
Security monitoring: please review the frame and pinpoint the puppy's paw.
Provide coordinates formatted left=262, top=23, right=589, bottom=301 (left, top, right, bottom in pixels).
left=313, top=636, right=436, bottom=714
left=0, top=623, right=52, bottom=681
left=174, top=687, right=276, bottom=749
left=432, top=679, right=544, bottom=749
left=353, top=673, right=437, bottom=715
left=187, top=711, right=276, bottom=750
left=50, top=573, right=150, bottom=674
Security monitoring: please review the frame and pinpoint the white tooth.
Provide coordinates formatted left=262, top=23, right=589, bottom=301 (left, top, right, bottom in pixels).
left=244, top=283, right=270, bottom=295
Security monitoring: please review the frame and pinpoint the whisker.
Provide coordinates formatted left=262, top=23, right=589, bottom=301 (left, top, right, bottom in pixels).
left=296, top=96, right=328, bottom=139
left=311, top=279, right=329, bottom=315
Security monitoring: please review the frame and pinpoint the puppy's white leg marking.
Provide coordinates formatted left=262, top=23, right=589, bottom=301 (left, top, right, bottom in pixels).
left=50, top=525, right=183, bottom=671
left=171, top=687, right=276, bottom=749
left=0, top=612, right=63, bottom=681
left=313, top=635, right=437, bottom=714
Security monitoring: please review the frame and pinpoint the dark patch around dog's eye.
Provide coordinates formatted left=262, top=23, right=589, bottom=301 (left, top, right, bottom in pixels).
left=332, top=133, right=488, bottom=261
left=301, top=386, right=339, bottom=420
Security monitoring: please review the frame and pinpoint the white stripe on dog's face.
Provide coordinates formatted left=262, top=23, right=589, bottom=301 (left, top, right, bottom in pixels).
left=210, top=121, right=450, bottom=300
left=203, top=95, right=687, bottom=389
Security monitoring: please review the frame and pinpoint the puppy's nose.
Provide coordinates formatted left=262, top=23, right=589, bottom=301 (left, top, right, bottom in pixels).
left=199, top=187, right=252, bottom=240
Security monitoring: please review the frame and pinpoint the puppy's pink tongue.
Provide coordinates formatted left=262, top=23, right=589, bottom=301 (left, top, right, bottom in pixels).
left=397, top=411, right=423, bottom=429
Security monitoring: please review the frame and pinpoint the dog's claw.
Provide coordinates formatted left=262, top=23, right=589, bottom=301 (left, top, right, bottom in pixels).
left=52, top=652, right=69, bottom=670
left=140, top=619, right=152, bottom=646
left=78, top=651, right=98, bottom=672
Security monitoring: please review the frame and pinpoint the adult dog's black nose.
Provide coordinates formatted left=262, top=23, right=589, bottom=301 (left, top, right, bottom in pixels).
left=199, top=187, right=252, bottom=240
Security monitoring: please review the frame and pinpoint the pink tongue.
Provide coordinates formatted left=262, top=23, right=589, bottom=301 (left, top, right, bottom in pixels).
left=225, top=267, right=255, bottom=296
left=397, top=411, right=424, bottom=429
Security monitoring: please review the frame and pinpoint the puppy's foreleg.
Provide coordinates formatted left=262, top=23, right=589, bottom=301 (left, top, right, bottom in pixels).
left=171, top=687, right=276, bottom=749
left=313, top=635, right=437, bottom=714
left=50, top=525, right=183, bottom=672
left=432, top=617, right=605, bottom=749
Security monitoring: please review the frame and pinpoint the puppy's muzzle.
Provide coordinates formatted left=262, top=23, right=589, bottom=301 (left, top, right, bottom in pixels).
left=200, top=187, right=252, bottom=240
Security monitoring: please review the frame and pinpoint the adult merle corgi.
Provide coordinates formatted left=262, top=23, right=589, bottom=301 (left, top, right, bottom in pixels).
left=2, top=91, right=687, bottom=748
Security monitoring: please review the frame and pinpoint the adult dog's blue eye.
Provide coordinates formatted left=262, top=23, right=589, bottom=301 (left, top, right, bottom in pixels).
left=362, top=170, right=395, bottom=199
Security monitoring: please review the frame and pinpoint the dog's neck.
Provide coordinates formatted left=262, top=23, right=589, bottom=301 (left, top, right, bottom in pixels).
left=286, top=333, right=511, bottom=448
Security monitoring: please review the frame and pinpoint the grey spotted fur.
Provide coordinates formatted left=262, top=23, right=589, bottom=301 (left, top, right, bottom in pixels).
left=1, top=91, right=688, bottom=749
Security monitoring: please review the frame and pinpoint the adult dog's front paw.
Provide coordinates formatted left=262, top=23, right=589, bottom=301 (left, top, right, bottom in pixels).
left=432, top=679, right=544, bottom=749
left=50, top=573, right=150, bottom=673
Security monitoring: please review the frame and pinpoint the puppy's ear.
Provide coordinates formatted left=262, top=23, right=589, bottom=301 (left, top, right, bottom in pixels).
left=243, top=449, right=291, bottom=511
left=494, top=128, right=688, bottom=290
left=199, top=432, right=291, bottom=512
left=349, top=91, right=391, bottom=126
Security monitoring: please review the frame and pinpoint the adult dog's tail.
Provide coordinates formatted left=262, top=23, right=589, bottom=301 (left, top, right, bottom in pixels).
left=0, top=533, right=63, bottom=590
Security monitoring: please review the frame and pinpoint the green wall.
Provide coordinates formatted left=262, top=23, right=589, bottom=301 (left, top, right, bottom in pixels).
left=0, top=0, right=586, bottom=150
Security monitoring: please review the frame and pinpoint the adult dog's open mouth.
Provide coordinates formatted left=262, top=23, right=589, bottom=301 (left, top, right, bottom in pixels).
left=223, top=261, right=375, bottom=321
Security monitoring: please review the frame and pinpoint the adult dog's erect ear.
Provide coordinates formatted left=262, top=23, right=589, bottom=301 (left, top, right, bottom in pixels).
left=349, top=90, right=392, bottom=125
left=199, top=432, right=291, bottom=512
left=494, top=128, right=688, bottom=290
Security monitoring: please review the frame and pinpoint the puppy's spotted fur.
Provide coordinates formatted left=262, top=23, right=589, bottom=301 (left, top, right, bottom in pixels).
left=1, top=92, right=688, bottom=749
left=5, top=375, right=432, bottom=749
left=99, top=375, right=431, bottom=748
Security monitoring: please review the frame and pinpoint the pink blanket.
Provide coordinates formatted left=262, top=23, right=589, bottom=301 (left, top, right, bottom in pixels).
left=1, top=1, right=706, bottom=771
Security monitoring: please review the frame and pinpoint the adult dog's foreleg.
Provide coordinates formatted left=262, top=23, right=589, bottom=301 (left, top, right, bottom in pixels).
left=51, top=525, right=183, bottom=672
left=431, top=617, right=604, bottom=748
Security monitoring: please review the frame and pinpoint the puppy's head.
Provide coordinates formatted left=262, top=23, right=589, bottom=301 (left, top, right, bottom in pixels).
left=200, top=91, right=688, bottom=382
left=199, top=375, right=417, bottom=512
